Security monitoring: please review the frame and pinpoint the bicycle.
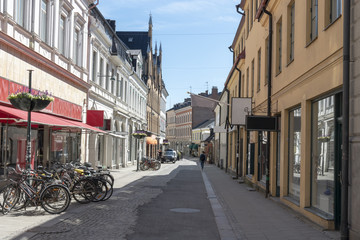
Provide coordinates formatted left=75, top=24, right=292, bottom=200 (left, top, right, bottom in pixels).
left=2, top=167, right=71, bottom=215
left=140, top=157, right=161, bottom=171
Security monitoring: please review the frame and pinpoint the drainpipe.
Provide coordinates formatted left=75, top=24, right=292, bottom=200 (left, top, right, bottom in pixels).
left=262, top=7, right=272, bottom=198
left=235, top=66, right=242, bottom=179
left=225, top=88, right=230, bottom=173
left=341, top=0, right=350, bottom=239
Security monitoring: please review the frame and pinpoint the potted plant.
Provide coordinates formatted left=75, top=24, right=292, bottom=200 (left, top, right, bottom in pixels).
left=132, top=130, right=147, bottom=139
left=8, top=90, right=54, bottom=111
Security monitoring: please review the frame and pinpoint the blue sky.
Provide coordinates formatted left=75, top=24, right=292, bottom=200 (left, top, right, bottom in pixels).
left=97, top=0, right=241, bottom=110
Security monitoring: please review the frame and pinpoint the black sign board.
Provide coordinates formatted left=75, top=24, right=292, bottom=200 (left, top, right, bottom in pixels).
left=246, top=116, right=278, bottom=131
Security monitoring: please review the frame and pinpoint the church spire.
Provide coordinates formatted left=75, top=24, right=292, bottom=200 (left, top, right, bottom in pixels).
left=159, top=42, right=162, bottom=63
left=149, top=14, right=153, bottom=26
left=148, top=14, right=153, bottom=55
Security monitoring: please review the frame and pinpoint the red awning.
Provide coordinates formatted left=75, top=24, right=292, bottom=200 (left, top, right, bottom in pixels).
left=0, top=104, right=105, bottom=133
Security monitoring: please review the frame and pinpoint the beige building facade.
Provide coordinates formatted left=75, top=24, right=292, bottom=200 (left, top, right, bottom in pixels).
left=224, top=0, right=344, bottom=230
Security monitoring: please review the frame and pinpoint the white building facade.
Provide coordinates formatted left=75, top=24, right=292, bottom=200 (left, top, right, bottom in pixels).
left=0, top=0, right=105, bottom=172
left=87, top=7, right=147, bottom=168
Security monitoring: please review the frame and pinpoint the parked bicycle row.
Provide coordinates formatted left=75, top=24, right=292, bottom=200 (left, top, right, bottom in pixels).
left=0, top=161, right=114, bottom=215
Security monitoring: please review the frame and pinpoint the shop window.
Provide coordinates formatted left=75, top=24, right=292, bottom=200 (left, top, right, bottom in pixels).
left=311, top=96, right=335, bottom=216
left=288, top=107, right=301, bottom=202
left=51, top=131, right=80, bottom=164
left=258, top=132, right=267, bottom=183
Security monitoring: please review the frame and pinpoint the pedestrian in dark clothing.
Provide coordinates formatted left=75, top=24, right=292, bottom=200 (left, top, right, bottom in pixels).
left=199, top=151, right=206, bottom=170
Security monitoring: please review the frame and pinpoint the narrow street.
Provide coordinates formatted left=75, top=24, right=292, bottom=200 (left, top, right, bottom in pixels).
left=1, top=159, right=339, bottom=240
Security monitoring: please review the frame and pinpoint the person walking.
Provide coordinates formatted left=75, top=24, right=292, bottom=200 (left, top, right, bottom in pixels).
left=199, top=151, right=206, bottom=170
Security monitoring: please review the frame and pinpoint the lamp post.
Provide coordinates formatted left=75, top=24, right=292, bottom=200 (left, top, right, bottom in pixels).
left=132, top=130, right=147, bottom=171
left=25, top=70, right=33, bottom=170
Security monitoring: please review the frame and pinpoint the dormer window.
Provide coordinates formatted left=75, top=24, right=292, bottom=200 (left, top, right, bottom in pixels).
left=128, top=37, right=133, bottom=42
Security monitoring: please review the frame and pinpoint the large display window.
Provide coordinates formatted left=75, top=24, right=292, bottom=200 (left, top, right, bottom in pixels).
left=288, top=107, right=301, bottom=202
left=51, top=130, right=80, bottom=164
left=1, top=126, right=37, bottom=171
left=311, top=96, right=335, bottom=216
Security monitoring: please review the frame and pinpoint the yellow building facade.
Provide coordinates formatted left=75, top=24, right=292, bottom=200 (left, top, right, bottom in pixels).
left=226, top=0, right=343, bottom=229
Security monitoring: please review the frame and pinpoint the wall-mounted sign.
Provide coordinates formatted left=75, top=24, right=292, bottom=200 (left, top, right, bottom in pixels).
left=246, top=116, right=278, bottom=131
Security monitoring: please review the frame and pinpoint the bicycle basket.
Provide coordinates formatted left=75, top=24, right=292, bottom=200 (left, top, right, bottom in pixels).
left=7, top=167, right=22, bottom=181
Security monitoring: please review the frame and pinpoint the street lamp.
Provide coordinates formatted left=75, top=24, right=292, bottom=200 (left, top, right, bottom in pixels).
left=132, top=130, right=147, bottom=171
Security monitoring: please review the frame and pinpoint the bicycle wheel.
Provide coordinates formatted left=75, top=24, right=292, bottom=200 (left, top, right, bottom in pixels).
left=101, top=178, right=113, bottom=201
left=91, top=178, right=108, bottom=202
left=72, top=179, right=97, bottom=204
left=1, top=183, right=20, bottom=214
left=12, top=191, right=29, bottom=211
left=41, top=184, right=70, bottom=214
left=140, top=162, right=149, bottom=171
left=101, top=173, right=114, bottom=186
left=153, top=162, right=161, bottom=171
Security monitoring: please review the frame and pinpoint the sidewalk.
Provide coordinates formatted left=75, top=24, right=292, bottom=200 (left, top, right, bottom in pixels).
left=201, top=160, right=340, bottom=240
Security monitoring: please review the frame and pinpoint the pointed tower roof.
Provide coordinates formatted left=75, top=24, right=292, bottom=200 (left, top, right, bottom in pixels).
left=149, top=14, right=153, bottom=26
left=147, top=42, right=151, bottom=54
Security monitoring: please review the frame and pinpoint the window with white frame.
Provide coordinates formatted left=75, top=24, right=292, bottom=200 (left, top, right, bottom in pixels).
left=111, top=69, right=115, bottom=94
left=99, top=57, right=104, bottom=87
left=73, top=28, right=82, bottom=66
left=92, top=51, right=97, bottom=82
left=124, top=81, right=128, bottom=103
left=105, top=63, right=110, bottom=90
left=40, top=0, right=49, bottom=43
left=14, top=0, right=26, bottom=28
left=73, top=13, right=85, bottom=67
left=73, top=29, right=79, bottom=63
left=59, top=15, right=67, bottom=56
left=117, top=76, right=123, bottom=98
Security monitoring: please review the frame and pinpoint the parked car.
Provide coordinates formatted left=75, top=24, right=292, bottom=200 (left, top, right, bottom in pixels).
left=162, top=149, right=177, bottom=163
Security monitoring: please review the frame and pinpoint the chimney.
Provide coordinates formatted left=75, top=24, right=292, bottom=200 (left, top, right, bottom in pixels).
left=211, top=86, right=218, bottom=97
left=107, top=20, right=116, bottom=31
